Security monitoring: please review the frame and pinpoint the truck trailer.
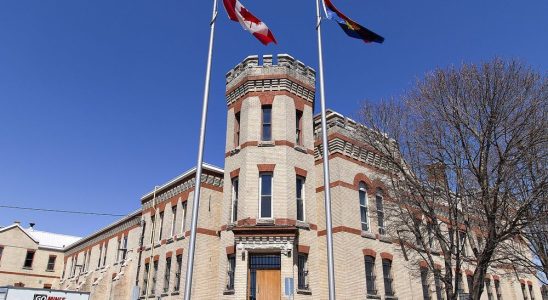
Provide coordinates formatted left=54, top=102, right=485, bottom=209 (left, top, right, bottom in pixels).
left=0, top=287, right=90, bottom=300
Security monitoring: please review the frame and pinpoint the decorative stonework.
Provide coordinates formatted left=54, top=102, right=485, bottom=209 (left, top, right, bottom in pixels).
left=236, top=236, right=295, bottom=255
left=225, top=54, right=316, bottom=106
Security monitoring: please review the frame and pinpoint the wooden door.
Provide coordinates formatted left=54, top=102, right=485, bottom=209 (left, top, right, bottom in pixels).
left=256, top=269, right=281, bottom=300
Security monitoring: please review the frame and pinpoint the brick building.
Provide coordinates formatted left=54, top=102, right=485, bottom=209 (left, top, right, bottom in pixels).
left=54, top=54, right=543, bottom=299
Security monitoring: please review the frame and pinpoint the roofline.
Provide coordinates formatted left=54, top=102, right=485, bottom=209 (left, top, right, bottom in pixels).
left=0, top=223, right=39, bottom=244
left=64, top=208, right=142, bottom=251
left=140, top=162, right=224, bottom=200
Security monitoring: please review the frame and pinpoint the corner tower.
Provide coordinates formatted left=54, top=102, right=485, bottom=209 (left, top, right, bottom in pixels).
left=218, top=54, right=318, bottom=299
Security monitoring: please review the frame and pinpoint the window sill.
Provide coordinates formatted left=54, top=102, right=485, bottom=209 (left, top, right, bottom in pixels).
left=171, top=291, right=180, bottom=295
left=366, top=294, right=381, bottom=299
left=378, top=234, right=392, bottom=244
left=361, top=231, right=376, bottom=240
left=294, top=145, right=307, bottom=154
left=153, top=243, right=161, bottom=248
left=166, top=237, right=174, bottom=244
left=229, top=148, right=240, bottom=156
left=258, top=141, right=275, bottom=147
left=385, top=296, right=398, bottom=300
left=45, top=269, right=55, bottom=272
left=176, top=235, right=185, bottom=241
left=223, top=289, right=235, bottom=295
left=296, top=221, right=310, bottom=230
left=257, top=218, right=275, bottom=225
left=161, top=292, right=168, bottom=296
left=22, top=267, right=33, bottom=270
left=296, top=288, right=312, bottom=295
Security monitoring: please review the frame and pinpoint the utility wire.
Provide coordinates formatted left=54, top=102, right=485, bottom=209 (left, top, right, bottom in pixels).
left=0, top=205, right=126, bottom=217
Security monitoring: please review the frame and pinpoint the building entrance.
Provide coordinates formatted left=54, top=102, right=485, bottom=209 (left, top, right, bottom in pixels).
left=248, top=254, right=281, bottom=300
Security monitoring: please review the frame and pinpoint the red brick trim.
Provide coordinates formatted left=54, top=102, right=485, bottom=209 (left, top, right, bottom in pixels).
left=362, top=249, right=377, bottom=257
left=354, top=174, right=374, bottom=191
left=309, top=224, right=318, bottom=230
left=230, top=168, right=240, bottom=179
left=419, top=260, right=428, bottom=269
left=465, top=269, right=473, bottom=276
left=275, top=218, right=297, bottom=226
left=434, top=263, right=442, bottom=270
left=519, top=279, right=526, bottom=284
left=316, top=181, right=354, bottom=193
left=188, top=228, right=218, bottom=237
left=226, top=246, right=235, bottom=255
left=275, top=140, right=294, bottom=147
left=380, top=252, right=393, bottom=261
left=0, top=271, right=59, bottom=279
left=492, top=275, right=500, bottom=281
left=318, top=226, right=362, bottom=237
left=295, top=167, right=308, bottom=177
left=144, top=257, right=150, bottom=264
left=237, top=218, right=257, bottom=226
left=176, top=248, right=184, bottom=256
left=527, top=280, right=533, bottom=286
left=112, top=273, right=117, bottom=279
left=166, top=251, right=173, bottom=258
left=226, top=140, right=314, bottom=157
left=226, top=75, right=315, bottom=98
left=259, top=94, right=275, bottom=105
left=315, top=152, right=390, bottom=175
left=257, top=164, right=276, bottom=172
left=298, top=245, right=310, bottom=254
left=153, top=255, right=159, bottom=261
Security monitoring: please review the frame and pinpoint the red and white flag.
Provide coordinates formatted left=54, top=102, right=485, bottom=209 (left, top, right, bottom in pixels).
left=222, top=0, right=277, bottom=45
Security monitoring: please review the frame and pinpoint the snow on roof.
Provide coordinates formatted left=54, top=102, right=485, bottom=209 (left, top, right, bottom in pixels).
left=0, top=223, right=81, bottom=250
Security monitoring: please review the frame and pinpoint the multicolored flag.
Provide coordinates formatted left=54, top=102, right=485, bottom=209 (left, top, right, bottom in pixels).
left=222, top=0, right=277, bottom=45
left=323, top=0, right=384, bottom=44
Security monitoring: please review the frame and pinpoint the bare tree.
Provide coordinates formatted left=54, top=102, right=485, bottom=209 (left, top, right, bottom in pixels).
left=356, top=58, right=547, bottom=300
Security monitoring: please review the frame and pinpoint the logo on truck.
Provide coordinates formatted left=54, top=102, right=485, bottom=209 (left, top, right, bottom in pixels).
left=34, top=295, right=66, bottom=300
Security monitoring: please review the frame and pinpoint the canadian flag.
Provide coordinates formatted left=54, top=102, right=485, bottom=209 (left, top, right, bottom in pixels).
left=222, top=0, right=277, bottom=45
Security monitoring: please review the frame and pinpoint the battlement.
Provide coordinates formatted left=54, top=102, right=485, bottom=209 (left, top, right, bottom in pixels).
left=225, top=54, right=316, bottom=105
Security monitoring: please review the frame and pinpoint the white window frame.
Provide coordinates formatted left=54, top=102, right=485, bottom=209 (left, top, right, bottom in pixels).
left=259, top=172, right=273, bottom=219
left=296, top=176, right=306, bottom=222
left=180, top=202, right=187, bottom=235
left=231, top=177, right=239, bottom=223
left=170, top=205, right=177, bottom=237
left=359, top=182, right=371, bottom=232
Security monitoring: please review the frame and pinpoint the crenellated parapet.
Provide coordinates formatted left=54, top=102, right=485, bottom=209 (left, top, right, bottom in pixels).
left=225, top=54, right=316, bottom=106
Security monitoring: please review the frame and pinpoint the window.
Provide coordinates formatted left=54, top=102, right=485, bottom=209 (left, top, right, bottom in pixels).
left=234, top=112, right=241, bottom=147
left=142, top=263, right=149, bottom=295
left=296, top=110, right=303, bottom=145
left=434, top=270, right=443, bottom=300
left=421, top=268, right=431, bottom=300
left=297, top=253, right=309, bottom=290
left=296, top=176, right=305, bottom=222
left=121, top=236, right=128, bottom=260
left=259, top=172, right=273, bottom=218
left=174, top=254, right=183, bottom=291
left=97, top=245, right=103, bottom=268
left=151, top=260, right=158, bottom=295
left=158, top=211, right=164, bottom=241
left=0, top=246, right=3, bottom=264
left=522, top=283, right=529, bottom=300
left=456, top=273, right=464, bottom=294
left=529, top=285, right=535, bottom=300
left=23, top=250, right=35, bottom=268
left=364, top=255, right=376, bottom=295
left=262, top=105, right=272, bottom=141
left=460, top=231, right=468, bottom=256
left=486, top=279, right=494, bottom=300
left=170, top=205, right=177, bottom=237
left=140, top=221, right=146, bottom=247
left=102, top=243, right=108, bottom=266
left=359, top=182, right=370, bottom=231
left=494, top=279, right=502, bottom=300
left=70, top=256, right=75, bottom=276
left=181, top=202, right=187, bottom=235
left=46, top=256, right=56, bottom=271
left=467, top=275, right=473, bottom=293
left=163, top=257, right=171, bottom=293
left=427, top=222, right=435, bottom=249
left=382, top=259, right=395, bottom=296
left=150, top=215, right=156, bottom=243
left=376, top=189, right=385, bottom=235
left=116, top=238, right=122, bottom=262
left=227, top=255, right=236, bottom=290
left=231, top=178, right=239, bottom=223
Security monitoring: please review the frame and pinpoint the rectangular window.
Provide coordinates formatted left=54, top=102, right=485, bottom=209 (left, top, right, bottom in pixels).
left=116, top=238, right=122, bottom=262
left=231, top=178, right=239, bottom=223
left=234, top=112, right=241, bottom=147
left=151, top=260, right=158, bottom=295
left=227, top=255, right=236, bottom=290
left=150, top=215, right=155, bottom=243
left=181, top=202, right=187, bottom=235
left=421, top=268, right=431, bottom=300
left=140, top=221, right=146, bottom=247
left=486, top=279, right=494, bottom=300
left=359, top=182, right=369, bottom=231
left=376, top=190, right=385, bottom=235
left=427, top=223, right=435, bottom=249
left=97, top=245, right=103, bottom=268
left=170, top=205, right=177, bottom=237
left=494, top=279, right=502, bottom=300
left=297, top=253, right=309, bottom=290
left=259, top=172, right=273, bottom=218
left=382, top=259, right=395, bottom=296
left=46, top=255, right=56, bottom=271
left=529, top=285, right=535, bottom=300
left=174, top=254, right=183, bottom=291
left=296, top=176, right=306, bottom=221
left=364, top=256, right=376, bottom=295
left=0, top=246, right=4, bottom=264
left=82, top=252, right=87, bottom=272
left=23, top=250, right=35, bottom=268
left=460, top=231, right=468, bottom=256
left=434, top=270, right=443, bottom=300
left=142, top=263, right=149, bottom=295
left=102, top=243, right=108, bottom=266
left=296, top=110, right=303, bottom=145
left=158, top=211, right=164, bottom=241
left=121, top=236, right=128, bottom=260
left=163, top=257, right=171, bottom=293
left=262, top=105, right=272, bottom=141
left=522, top=283, right=529, bottom=300
left=467, top=275, right=473, bottom=293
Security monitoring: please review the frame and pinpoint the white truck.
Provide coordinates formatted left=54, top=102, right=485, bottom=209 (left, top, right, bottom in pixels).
left=0, top=287, right=90, bottom=300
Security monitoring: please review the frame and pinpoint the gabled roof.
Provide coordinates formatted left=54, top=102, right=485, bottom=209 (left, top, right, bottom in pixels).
left=0, top=223, right=81, bottom=250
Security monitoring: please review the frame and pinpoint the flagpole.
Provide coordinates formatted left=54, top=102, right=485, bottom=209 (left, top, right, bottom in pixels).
left=183, top=0, right=218, bottom=299
left=315, top=0, right=336, bottom=299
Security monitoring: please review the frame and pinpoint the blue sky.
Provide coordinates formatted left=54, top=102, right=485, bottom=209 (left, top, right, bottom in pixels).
left=0, top=0, right=546, bottom=237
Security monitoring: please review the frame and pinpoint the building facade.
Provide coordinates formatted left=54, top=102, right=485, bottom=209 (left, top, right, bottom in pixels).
left=0, top=222, right=80, bottom=289
left=54, top=54, right=544, bottom=299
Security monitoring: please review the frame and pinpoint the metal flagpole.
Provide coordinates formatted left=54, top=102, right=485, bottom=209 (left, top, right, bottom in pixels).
left=183, top=0, right=218, bottom=299
left=315, top=0, right=336, bottom=299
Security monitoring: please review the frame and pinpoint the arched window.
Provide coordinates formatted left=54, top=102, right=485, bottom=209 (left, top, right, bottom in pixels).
left=376, top=188, right=385, bottom=235
left=359, top=182, right=369, bottom=231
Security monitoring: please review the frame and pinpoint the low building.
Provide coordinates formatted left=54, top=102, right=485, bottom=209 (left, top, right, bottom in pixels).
left=0, top=222, right=80, bottom=289
left=53, top=54, right=544, bottom=299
